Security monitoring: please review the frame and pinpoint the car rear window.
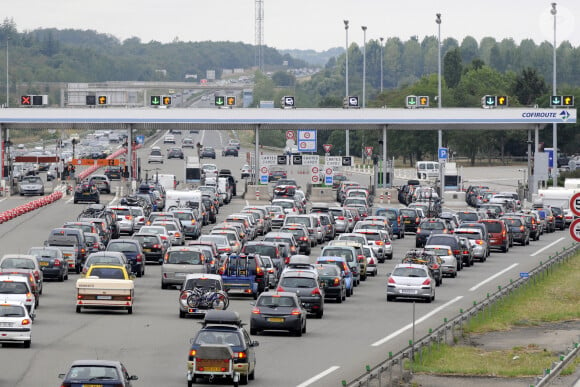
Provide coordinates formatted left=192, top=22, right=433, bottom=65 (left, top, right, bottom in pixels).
left=258, top=295, right=296, bottom=307
left=503, top=218, right=523, bottom=227
left=280, top=276, right=316, bottom=288
left=322, top=248, right=353, bottom=260
left=420, top=221, right=444, bottom=230
left=108, top=243, right=138, bottom=253
left=0, top=258, right=35, bottom=270
left=0, top=304, right=25, bottom=317
left=0, top=281, right=28, bottom=294
left=243, top=245, right=277, bottom=257
left=89, top=267, right=125, bottom=279
left=166, top=251, right=202, bottom=265
left=185, top=278, right=221, bottom=291
left=393, top=267, right=427, bottom=277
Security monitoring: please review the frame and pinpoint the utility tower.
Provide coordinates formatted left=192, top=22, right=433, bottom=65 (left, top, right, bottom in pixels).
left=255, top=0, right=264, bottom=72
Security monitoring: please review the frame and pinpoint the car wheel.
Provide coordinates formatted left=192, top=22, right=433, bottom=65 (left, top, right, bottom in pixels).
left=23, top=340, right=31, bottom=348
left=387, top=295, right=394, bottom=301
left=127, top=307, right=133, bottom=314
left=76, top=306, right=81, bottom=313
left=239, top=372, right=248, bottom=385
left=161, top=282, right=168, bottom=289
left=58, top=273, right=64, bottom=282
left=336, top=294, right=342, bottom=303
left=346, top=287, right=352, bottom=297
left=315, top=309, right=323, bottom=319
left=64, top=272, right=68, bottom=281
left=294, top=328, right=302, bottom=337
left=179, top=310, right=185, bottom=318
left=250, top=327, right=258, bottom=335
left=502, top=244, right=508, bottom=253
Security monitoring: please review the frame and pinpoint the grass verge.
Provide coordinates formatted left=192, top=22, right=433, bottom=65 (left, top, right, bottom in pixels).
left=406, top=251, right=580, bottom=377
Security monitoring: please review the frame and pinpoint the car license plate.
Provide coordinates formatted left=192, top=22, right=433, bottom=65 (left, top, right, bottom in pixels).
left=238, top=270, right=246, bottom=275
left=82, top=385, right=103, bottom=387
left=404, top=220, right=411, bottom=224
left=175, top=273, right=186, bottom=277
left=143, top=248, right=151, bottom=252
left=268, top=317, right=284, bottom=323
left=83, top=193, right=90, bottom=196
left=203, top=366, right=222, bottom=372
left=96, top=295, right=112, bottom=300
left=39, top=261, right=49, bottom=266
left=0, top=322, right=12, bottom=327
left=401, top=289, right=417, bottom=294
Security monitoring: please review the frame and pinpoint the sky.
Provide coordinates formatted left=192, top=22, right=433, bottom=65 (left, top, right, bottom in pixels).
left=3, top=0, right=579, bottom=51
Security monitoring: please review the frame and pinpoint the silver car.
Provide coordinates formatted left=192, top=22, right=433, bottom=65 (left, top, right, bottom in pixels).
left=108, top=206, right=134, bottom=235
left=454, top=228, right=488, bottom=261
left=18, top=175, right=44, bottom=196
left=424, top=245, right=458, bottom=278
left=386, top=263, right=436, bottom=303
left=161, top=246, right=208, bottom=289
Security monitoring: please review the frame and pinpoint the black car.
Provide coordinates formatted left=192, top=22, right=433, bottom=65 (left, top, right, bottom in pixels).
left=549, top=206, right=566, bottom=230
left=250, top=291, right=307, bottom=336
left=500, top=215, right=530, bottom=245
left=188, top=311, right=259, bottom=385
left=222, top=146, right=239, bottom=157
left=131, top=233, right=166, bottom=264
left=199, top=147, right=216, bottom=159
left=73, top=182, right=100, bottom=204
left=399, top=207, right=421, bottom=233
left=415, top=218, right=449, bottom=248
left=104, top=166, right=123, bottom=180
left=105, top=239, right=145, bottom=277
left=167, top=147, right=184, bottom=159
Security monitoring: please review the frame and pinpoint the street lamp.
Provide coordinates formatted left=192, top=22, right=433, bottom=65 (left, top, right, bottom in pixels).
left=5, top=37, right=9, bottom=108
left=362, top=26, right=367, bottom=109
left=344, top=20, right=350, bottom=156
left=379, top=37, right=384, bottom=93
left=436, top=13, right=444, bottom=195
left=551, top=3, right=558, bottom=187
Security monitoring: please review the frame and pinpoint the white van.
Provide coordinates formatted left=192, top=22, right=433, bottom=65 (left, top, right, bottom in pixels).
left=218, top=177, right=232, bottom=204
left=165, top=190, right=202, bottom=211
left=416, top=161, right=439, bottom=180
left=156, top=174, right=177, bottom=191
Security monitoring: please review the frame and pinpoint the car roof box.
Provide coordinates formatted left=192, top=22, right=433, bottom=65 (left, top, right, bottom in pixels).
left=203, top=310, right=242, bottom=326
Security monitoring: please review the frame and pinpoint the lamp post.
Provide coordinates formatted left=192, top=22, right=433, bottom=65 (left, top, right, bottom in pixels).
left=344, top=20, right=350, bottom=156
left=5, top=37, right=9, bottom=108
left=362, top=26, right=367, bottom=109
left=379, top=37, right=384, bottom=93
left=436, top=13, right=444, bottom=196
left=551, top=3, right=558, bottom=187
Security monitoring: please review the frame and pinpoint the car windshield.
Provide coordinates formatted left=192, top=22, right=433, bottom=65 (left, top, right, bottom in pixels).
left=0, top=281, right=28, bottom=294
left=376, top=209, right=396, bottom=220
left=173, top=212, right=193, bottom=221
left=195, top=331, right=241, bottom=346
left=243, top=245, right=276, bottom=257
left=482, top=222, right=502, bottom=233
left=503, top=218, right=523, bottom=227
left=67, top=366, right=120, bottom=381
left=89, top=267, right=125, bottom=279
left=0, top=304, right=25, bottom=317
left=0, top=258, right=35, bottom=270
left=166, top=251, right=202, bottom=264
left=393, top=267, right=427, bottom=277
left=280, top=276, right=316, bottom=288
left=257, top=295, right=296, bottom=307
left=199, top=235, right=228, bottom=246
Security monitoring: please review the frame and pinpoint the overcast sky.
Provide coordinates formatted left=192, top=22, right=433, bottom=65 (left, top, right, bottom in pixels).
left=4, top=0, right=579, bottom=51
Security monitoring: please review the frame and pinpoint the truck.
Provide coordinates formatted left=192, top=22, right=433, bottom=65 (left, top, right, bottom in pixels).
left=443, top=162, right=462, bottom=191
left=535, top=186, right=580, bottom=226
left=75, top=265, right=134, bottom=314
left=156, top=173, right=178, bottom=191
left=165, top=189, right=202, bottom=211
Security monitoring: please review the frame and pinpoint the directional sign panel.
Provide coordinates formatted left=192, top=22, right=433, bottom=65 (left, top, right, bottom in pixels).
left=150, top=96, right=161, bottom=106
left=277, top=155, right=287, bottom=165
left=215, top=96, right=225, bottom=106
left=325, top=156, right=342, bottom=167
left=302, top=155, right=320, bottom=166
left=297, top=129, right=317, bottom=152
left=438, top=147, right=448, bottom=161
left=259, top=155, right=277, bottom=166
left=570, top=192, right=580, bottom=217
left=551, top=95, right=562, bottom=106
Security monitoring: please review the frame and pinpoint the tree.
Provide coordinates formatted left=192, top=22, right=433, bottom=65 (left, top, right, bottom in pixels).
left=460, top=36, right=479, bottom=63
left=443, top=48, right=462, bottom=88
left=512, top=67, right=548, bottom=106
left=271, top=71, right=295, bottom=87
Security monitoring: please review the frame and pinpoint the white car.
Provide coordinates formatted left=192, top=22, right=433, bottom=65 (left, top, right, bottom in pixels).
left=0, top=301, right=32, bottom=347
left=0, top=277, right=36, bottom=318
left=148, top=146, right=164, bottom=164
left=163, top=134, right=176, bottom=144
left=387, top=263, right=436, bottom=302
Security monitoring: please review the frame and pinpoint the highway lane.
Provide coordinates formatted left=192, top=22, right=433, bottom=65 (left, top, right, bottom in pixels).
left=0, top=131, right=574, bottom=387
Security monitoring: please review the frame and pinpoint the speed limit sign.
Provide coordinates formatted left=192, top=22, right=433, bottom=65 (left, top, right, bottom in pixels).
left=286, top=131, right=295, bottom=140
left=570, top=219, right=580, bottom=243
left=570, top=192, right=580, bottom=217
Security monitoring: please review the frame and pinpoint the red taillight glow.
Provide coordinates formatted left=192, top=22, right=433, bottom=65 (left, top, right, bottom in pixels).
left=180, top=292, right=188, bottom=300
left=291, top=308, right=301, bottom=315
left=21, top=318, right=31, bottom=326
left=54, top=259, right=61, bottom=266
left=276, top=286, right=284, bottom=292
left=251, top=307, right=261, bottom=314
left=375, top=240, right=384, bottom=245
left=311, top=288, right=321, bottom=296
left=235, top=351, right=247, bottom=359
left=422, top=278, right=431, bottom=285
left=388, top=277, right=395, bottom=284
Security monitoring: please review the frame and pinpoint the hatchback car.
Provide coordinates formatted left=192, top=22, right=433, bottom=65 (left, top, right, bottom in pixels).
left=106, top=239, right=145, bottom=277
left=73, top=182, right=100, bottom=204
left=161, top=246, right=208, bottom=289
left=88, top=174, right=112, bottom=194
left=104, top=166, right=123, bottom=180
left=424, top=245, right=458, bottom=278
left=401, top=249, right=443, bottom=286
left=374, top=207, right=405, bottom=239
left=58, top=360, right=138, bottom=386
left=27, top=246, right=68, bottom=282
left=199, top=146, right=216, bottom=159
left=82, top=251, right=131, bottom=276
left=163, top=134, right=176, bottom=144
left=178, top=273, right=225, bottom=318
left=480, top=219, right=511, bottom=253
left=386, top=263, right=436, bottom=303
left=131, top=233, right=166, bottom=264
left=147, top=146, right=164, bottom=164
left=500, top=216, right=530, bottom=246
left=250, top=291, right=307, bottom=336
left=222, top=145, right=239, bottom=157
left=0, top=301, right=32, bottom=348
left=0, top=277, right=36, bottom=317
left=167, top=147, right=184, bottom=159
left=0, top=255, right=43, bottom=295
left=182, top=137, right=195, bottom=148
left=18, top=175, right=44, bottom=196
left=276, top=270, right=324, bottom=318
left=415, top=218, right=450, bottom=248
left=315, top=263, right=346, bottom=303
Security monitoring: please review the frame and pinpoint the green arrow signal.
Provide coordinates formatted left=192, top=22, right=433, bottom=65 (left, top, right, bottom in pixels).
left=407, top=96, right=417, bottom=105
left=215, top=96, right=225, bottom=106
left=150, top=96, right=161, bottom=105
left=551, top=95, right=562, bottom=105
left=486, top=96, right=496, bottom=105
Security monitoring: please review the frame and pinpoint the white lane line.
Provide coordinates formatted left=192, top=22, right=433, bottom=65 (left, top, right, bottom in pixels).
left=296, top=366, right=340, bottom=387
left=245, top=200, right=249, bottom=206
left=371, top=296, right=463, bottom=347
left=469, top=263, right=519, bottom=292
left=530, top=237, right=565, bottom=257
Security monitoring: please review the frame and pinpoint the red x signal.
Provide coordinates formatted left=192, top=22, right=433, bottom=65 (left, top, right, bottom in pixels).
left=21, top=95, right=31, bottom=105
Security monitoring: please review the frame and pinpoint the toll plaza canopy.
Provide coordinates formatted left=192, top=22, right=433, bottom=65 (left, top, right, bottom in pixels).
left=0, top=107, right=575, bottom=131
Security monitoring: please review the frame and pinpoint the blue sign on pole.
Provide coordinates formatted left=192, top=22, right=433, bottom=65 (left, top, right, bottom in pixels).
left=545, top=149, right=554, bottom=168
left=438, top=147, right=448, bottom=161
left=519, top=272, right=529, bottom=278
left=136, top=135, right=145, bottom=144
left=325, top=176, right=333, bottom=185
left=260, top=175, right=268, bottom=184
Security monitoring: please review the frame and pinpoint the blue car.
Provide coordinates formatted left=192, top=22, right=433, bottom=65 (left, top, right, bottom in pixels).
left=374, top=207, right=405, bottom=239
left=316, top=256, right=354, bottom=297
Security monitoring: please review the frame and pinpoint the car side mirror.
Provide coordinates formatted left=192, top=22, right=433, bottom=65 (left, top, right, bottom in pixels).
left=250, top=340, right=260, bottom=347
left=129, top=375, right=139, bottom=381
left=58, top=373, right=65, bottom=379
left=386, top=272, right=391, bottom=277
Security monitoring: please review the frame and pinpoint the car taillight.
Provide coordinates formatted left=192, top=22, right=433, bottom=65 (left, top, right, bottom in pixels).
left=432, top=264, right=439, bottom=269
left=417, top=228, right=422, bottom=233
left=422, top=278, right=431, bottom=285
left=26, top=293, right=32, bottom=302
left=161, top=236, right=167, bottom=240
left=463, top=250, right=469, bottom=254
left=93, top=243, right=99, bottom=249
left=388, top=277, right=395, bottom=284
left=175, top=232, right=181, bottom=238
left=368, top=257, right=375, bottom=265
left=54, top=259, right=61, bottom=266
left=235, top=351, right=247, bottom=359
left=276, top=286, right=285, bottom=292
left=475, top=240, right=484, bottom=245
left=251, top=307, right=261, bottom=314
left=519, top=226, right=525, bottom=232
left=311, top=287, right=321, bottom=296
left=125, top=215, right=133, bottom=220
left=375, top=240, right=384, bottom=245
left=332, top=278, right=340, bottom=286
left=267, top=268, right=274, bottom=274
left=191, top=220, right=196, bottom=224
left=415, top=217, right=420, bottom=223
left=300, top=237, right=308, bottom=241
left=21, top=318, right=31, bottom=326
left=190, top=349, right=197, bottom=357
left=136, top=254, right=143, bottom=262
left=502, top=230, right=507, bottom=237
left=338, top=216, right=345, bottom=220
left=218, top=267, right=225, bottom=275
left=34, top=272, right=40, bottom=281
left=256, top=267, right=263, bottom=276
left=153, top=244, right=161, bottom=249
left=291, top=308, right=301, bottom=315
left=290, top=246, right=296, bottom=253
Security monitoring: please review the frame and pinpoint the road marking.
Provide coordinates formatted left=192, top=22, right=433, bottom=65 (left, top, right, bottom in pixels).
left=245, top=200, right=249, bottom=206
left=296, top=366, right=340, bottom=387
left=469, top=263, right=519, bottom=291
left=530, top=237, right=565, bottom=257
left=109, top=186, right=121, bottom=206
left=371, top=296, right=463, bottom=347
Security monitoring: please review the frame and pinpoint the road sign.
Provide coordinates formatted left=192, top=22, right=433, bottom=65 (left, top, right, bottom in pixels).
left=150, top=96, right=161, bottom=105
left=570, top=192, right=580, bottom=217
left=226, top=96, right=236, bottom=106
left=544, top=148, right=554, bottom=168
left=311, top=175, right=320, bottom=184
left=438, top=147, right=448, bottom=161
left=311, top=166, right=319, bottom=175
left=72, top=159, right=121, bottom=166
left=323, top=144, right=332, bottom=153
left=260, top=166, right=269, bottom=174
left=365, top=147, right=373, bottom=156
left=406, top=95, right=417, bottom=108
left=325, top=167, right=333, bottom=175
left=135, top=135, right=145, bottom=144
left=302, top=155, right=320, bottom=166
left=163, top=96, right=172, bottom=105
left=519, top=272, right=530, bottom=278
left=215, top=96, right=225, bottom=106
left=297, top=129, right=317, bottom=152
left=292, top=155, right=303, bottom=165
left=325, top=175, right=333, bottom=185
left=260, top=175, right=268, bottom=184
left=259, top=155, right=277, bottom=166
left=551, top=95, right=562, bottom=106
left=562, top=95, right=575, bottom=106
left=98, top=96, right=107, bottom=105
left=286, top=131, right=295, bottom=140
left=341, top=156, right=352, bottom=167
left=277, top=155, right=287, bottom=165
left=570, top=218, right=580, bottom=242
left=325, top=156, right=342, bottom=167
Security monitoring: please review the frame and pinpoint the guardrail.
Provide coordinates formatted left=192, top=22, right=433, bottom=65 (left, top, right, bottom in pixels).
left=344, top=242, right=580, bottom=387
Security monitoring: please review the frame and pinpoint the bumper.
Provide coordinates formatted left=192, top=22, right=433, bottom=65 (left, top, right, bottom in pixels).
left=162, top=273, right=190, bottom=285
left=40, top=267, right=65, bottom=278
left=143, top=252, right=164, bottom=263
left=441, top=265, right=457, bottom=276
left=0, top=328, right=31, bottom=342
left=387, top=286, right=432, bottom=299
left=300, top=297, right=324, bottom=314
left=322, top=286, right=343, bottom=299
left=250, top=315, right=301, bottom=332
